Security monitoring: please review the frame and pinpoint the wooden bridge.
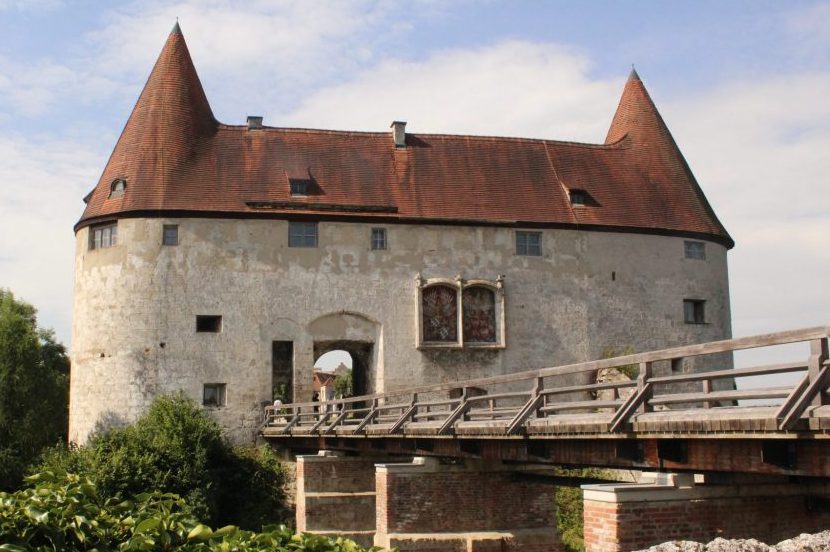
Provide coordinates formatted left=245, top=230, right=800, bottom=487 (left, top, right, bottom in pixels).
left=262, top=326, right=830, bottom=477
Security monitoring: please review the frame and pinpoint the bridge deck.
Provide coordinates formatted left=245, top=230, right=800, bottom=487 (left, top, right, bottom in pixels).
left=261, top=326, right=830, bottom=476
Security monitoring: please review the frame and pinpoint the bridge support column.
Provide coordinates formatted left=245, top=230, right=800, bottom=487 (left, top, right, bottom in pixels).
left=582, top=473, right=830, bottom=552
left=295, top=451, right=377, bottom=547
left=374, top=457, right=561, bottom=552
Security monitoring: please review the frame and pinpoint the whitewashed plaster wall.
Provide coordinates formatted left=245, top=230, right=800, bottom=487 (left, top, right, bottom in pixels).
left=70, top=218, right=731, bottom=444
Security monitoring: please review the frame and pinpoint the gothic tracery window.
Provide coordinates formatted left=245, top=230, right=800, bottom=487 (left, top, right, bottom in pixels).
left=462, top=286, right=496, bottom=343
left=417, top=275, right=504, bottom=348
left=421, top=285, right=458, bottom=342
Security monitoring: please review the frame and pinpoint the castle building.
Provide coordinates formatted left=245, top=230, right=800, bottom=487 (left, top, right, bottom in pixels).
left=69, top=24, right=733, bottom=444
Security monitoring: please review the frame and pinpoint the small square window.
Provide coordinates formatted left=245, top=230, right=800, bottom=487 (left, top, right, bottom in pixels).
left=569, top=189, right=587, bottom=206
left=289, top=178, right=312, bottom=195
left=203, top=383, right=226, bottom=407
left=371, top=227, right=387, bottom=250
left=684, top=240, right=706, bottom=260
left=89, top=222, right=118, bottom=250
left=163, top=224, right=178, bottom=246
left=516, top=231, right=542, bottom=256
left=289, top=222, right=318, bottom=248
left=196, top=315, right=222, bottom=333
left=683, top=300, right=705, bottom=324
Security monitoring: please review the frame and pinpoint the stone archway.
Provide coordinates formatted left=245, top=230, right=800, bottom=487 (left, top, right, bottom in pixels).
left=306, top=312, right=381, bottom=398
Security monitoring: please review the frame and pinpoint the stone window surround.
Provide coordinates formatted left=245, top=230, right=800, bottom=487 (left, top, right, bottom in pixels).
left=415, top=273, right=506, bottom=349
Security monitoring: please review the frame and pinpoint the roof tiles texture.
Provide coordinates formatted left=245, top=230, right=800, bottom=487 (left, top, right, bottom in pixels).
left=78, top=27, right=733, bottom=248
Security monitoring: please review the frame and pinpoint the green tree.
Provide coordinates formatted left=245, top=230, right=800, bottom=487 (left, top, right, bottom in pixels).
left=332, top=369, right=353, bottom=398
left=0, top=289, right=69, bottom=490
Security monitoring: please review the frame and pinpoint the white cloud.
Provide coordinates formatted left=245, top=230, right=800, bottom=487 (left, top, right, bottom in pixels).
left=283, top=40, right=619, bottom=140
left=0, top=134, right=102, bottom=341
left=0, top=55, right=116, bottom=118
left=663, top=73, right=830, bottom=337
left=0, top=0, right=63, bottom=12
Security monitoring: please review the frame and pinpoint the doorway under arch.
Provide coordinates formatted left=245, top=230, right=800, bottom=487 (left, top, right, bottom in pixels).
left=313, top=340, right=373, bottom=398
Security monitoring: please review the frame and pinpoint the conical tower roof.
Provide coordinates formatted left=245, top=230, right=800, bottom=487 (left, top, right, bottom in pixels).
left=599, top=69, right=733, bottom=246
left=80, top=23, right=217, bottom=221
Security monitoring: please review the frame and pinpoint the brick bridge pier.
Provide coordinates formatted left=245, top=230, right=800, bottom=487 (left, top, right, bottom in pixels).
left=266, top=327, right=830, bottom=551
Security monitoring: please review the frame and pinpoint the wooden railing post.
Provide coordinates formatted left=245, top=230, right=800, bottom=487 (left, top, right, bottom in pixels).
left=637, top=361, right=653, bottom=414
left=702, top=379, right=713, bottom=409
left=809, top=338, right=830, bottom=407
left=390, top=393, right=418, bottom=433
left=777, top=338, right=830, bottom=430
left=609, top=361, right=653, bottom=432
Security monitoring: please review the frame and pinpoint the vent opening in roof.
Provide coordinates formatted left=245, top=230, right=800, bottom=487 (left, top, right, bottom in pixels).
left=569, top=189, right=598, bottom=207
left=109, top=178, right=127, bottom=199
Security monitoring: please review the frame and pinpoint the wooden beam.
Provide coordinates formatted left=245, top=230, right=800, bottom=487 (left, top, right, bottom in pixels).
left=778, top=366, right=830, bottom=430
left=609, top=382, right=653, bottom=432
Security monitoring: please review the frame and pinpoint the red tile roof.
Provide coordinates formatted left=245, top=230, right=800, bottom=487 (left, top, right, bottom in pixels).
left=77, top=27, right=733, bottom=248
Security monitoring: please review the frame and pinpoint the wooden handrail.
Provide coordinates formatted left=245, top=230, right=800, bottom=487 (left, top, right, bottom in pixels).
left=261, top=326, right=829, bottom=437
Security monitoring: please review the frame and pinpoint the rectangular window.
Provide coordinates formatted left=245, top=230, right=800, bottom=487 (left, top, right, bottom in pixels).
left=684, top=240, right=706, bottom=260
left=162, top=224, right=179, bottom=246
left=288, top=222, right=318, bottom=248
left=196, top=315, right=222, bottom=333
left=203, top=383, right=226, bottom=407
left=683, top=300, right=706, bottom=324
left=371, top=227, right=387, bottom=250
left=569, top=189, right=587, bottom=206
left=89, top=222, right=118, bottom=250
left=289, top=178, right=312, bottom=195
left=516, top=231, right=542, bottom=256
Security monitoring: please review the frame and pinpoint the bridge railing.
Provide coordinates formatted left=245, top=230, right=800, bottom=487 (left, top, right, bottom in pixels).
left=262, top=325, right=830, bottom=436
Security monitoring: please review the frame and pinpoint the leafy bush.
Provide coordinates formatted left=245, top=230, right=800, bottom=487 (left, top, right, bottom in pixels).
left=554, top=467, right=608, bottom=552
left=0, top=471, right=382, bottom=551
left=34, top=394, right=289, bottom=529
left=600, top=345, right=638, bottom=379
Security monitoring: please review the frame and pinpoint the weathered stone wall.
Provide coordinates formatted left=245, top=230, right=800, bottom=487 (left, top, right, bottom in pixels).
left=70, top=217, right=731, bottom=443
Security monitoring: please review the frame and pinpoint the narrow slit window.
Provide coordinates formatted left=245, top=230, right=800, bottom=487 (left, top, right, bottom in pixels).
left=162, top=224, right=178, bottom=246
left=196, top=315, right=222, bottom=333
left=371, top=227, right=387, bottom=250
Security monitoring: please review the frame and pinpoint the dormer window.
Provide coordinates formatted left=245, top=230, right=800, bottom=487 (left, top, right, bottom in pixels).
left=569, top=189, right=587, bottom=206
left=109, top=178, right=127, bottom=199
left=289, top=178, right=312, bottom=196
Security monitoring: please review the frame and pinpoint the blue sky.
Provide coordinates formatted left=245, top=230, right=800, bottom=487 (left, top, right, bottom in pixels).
left=0, top=1, right=828, bottom=375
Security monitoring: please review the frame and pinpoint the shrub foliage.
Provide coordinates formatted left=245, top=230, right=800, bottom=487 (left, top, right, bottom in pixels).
left=0, top=471, right=380, bottom=551
left=35, top=394, right=290, bottom=530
